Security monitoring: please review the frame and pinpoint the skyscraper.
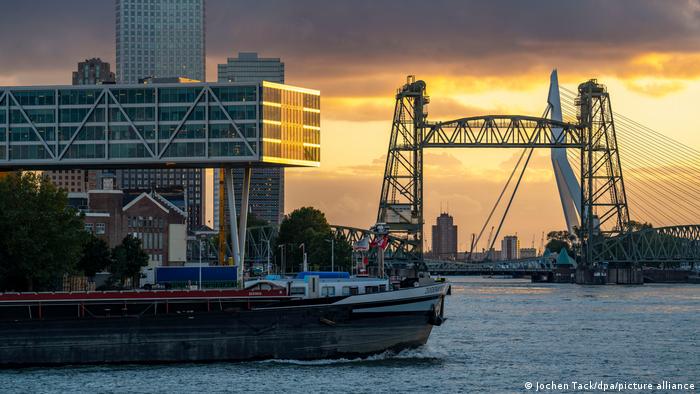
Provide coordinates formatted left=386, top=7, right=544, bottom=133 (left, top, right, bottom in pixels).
left=115, top=0, right=207, bottom=230
left=215, top=52, right=286, bottom=226
left=115, top=0, right=205, bottom=84
left=431, top=213, right=458, bottom=260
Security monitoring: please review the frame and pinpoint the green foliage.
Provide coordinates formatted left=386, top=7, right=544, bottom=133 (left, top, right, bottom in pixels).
left=545, top=230, right=572, bottom=254
left=0, top=172, right=87, bottom=291
left=276, top=207, right=352, bottom=272
left=78, top=234, right=112, bottom=277
left=627, top=220, right=653, bottom=232
left=110, top=235, right=149, bottom=288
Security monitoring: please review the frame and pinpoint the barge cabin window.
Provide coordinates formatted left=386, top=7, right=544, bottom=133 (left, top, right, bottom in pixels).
left=290, top=287, right=306, bottom=296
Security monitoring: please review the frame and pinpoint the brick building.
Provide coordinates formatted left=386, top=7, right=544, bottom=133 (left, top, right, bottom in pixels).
left=83, top=186, right=187, bottom=267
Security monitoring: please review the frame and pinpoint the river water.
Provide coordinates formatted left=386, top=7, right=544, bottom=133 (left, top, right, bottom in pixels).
left=1, top=277, right=699, bottom=393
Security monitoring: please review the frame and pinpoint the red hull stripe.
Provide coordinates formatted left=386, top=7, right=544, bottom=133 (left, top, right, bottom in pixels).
left=0, top=289, right=289, bottom=303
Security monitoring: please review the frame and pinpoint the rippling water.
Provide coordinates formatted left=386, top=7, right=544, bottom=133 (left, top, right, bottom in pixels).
left=2, top=277, right=699, bottom=393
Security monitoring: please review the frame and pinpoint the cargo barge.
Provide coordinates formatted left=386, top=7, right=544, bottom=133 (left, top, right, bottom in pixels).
left=0, top=275, right=449, bottom=366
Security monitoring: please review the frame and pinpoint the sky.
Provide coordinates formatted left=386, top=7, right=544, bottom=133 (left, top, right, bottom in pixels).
left=1, top=0, right=700, bottom=252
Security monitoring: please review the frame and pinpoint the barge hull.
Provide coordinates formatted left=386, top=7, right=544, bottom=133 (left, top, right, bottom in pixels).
left=0, top=290, right=446, bottom=366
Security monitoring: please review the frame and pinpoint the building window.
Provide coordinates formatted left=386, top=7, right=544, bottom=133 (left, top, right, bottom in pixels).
left=84, top=223, right=94, bottom=233
left=95, top=223, right=106, bottom=235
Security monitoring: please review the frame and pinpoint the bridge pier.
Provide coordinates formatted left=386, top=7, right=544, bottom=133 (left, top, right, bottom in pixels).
left=575, top=266, right=643, bottom=285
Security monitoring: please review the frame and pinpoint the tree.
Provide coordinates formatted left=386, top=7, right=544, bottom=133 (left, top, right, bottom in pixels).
left=78, top=235, right=112, bottom=277
left=276, top=207, right=352, bottom=272
left=627, top=220, right=653, bottom=232
left=545, top=230, right=572, bottom=255
left=110, top=235, right=149, bottom=288
left=0, top=172, right=87, bottom=291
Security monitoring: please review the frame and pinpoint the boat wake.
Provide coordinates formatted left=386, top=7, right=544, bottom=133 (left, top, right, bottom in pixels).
left=258, top=346, right=443, bottom=366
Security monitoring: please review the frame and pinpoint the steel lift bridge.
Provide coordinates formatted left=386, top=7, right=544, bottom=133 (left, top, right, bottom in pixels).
left=332, top=72, right=700, bottom=271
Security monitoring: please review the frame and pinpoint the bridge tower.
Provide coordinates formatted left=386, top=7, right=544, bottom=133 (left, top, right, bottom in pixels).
left=577, top=80, right=630, bottom=266
left=377, top=76, right=429, bottom=261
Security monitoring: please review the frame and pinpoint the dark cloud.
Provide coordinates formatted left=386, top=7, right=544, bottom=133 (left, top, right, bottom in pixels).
left=0, top=1, right=113, bottom=77
left=0, top=0, right=699, bottom=85
left=207, top=0, right=700, bottom=75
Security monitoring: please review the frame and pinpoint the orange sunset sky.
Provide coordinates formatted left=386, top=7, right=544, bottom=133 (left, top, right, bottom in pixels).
left=1, top=1, right=699, bottom=252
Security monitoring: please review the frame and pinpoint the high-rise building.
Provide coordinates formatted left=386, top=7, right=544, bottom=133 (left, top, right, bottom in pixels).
left=431, top=213, right=458, bottom=260
left=115, top=0, right=205, bottom=84
left=215, top=52, right=286, bottom=226
left=115, top=0, right=207, bottom=230
left=218, top=52, right=285, bottom=84
left=72, top=58, right=116, bottom=85
left=501, top=235, right=520, bottom=260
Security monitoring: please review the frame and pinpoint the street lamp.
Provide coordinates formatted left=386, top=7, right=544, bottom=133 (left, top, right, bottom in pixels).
left=325, top=238, right=335, bottom=272
left=198, top=234, right=205, bottom=290
left=300, top=243, right=308, bottom=272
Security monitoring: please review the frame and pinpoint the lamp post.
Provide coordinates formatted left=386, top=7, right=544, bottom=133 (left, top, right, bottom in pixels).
left=325, top=238, right=335, bottom=272
left=198, top=235, right=204, bottom=290
left=265, top=239, right=271, bottom=275
left=300, top=243, right=307, bottom=272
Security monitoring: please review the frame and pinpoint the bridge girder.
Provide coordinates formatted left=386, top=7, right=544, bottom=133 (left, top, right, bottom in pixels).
left=595, top=225, right=700, bottom=264
left=423, top=115, right=583, bottom=148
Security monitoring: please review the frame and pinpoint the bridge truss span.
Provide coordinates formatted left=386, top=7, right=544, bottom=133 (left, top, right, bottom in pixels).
left=423, top=115, right=583, bottom=148
left=330, top=225, right=422, bottom=265
left=597, top=225, right=700, bottom=264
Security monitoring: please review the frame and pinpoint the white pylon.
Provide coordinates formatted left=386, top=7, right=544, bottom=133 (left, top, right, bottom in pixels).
left=549, top=69, right=581, bottom=234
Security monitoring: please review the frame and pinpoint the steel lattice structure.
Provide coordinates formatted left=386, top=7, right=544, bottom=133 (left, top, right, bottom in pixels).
left=577, top=80, right=630, bottom=266
left=423, top=115, right=582, bottom=148
left=189, top=225, right=278, bottom=264
left=244, top=225, right=278, bottom=264
left=376, top=77, right=586, bottom=266
left=376, top=77, right=427, bottom=260
left=371, top=76, right=700, bottom=269
left=330, top=225, right=419, bottom=263
left=594, top=225, right=700, bottom=264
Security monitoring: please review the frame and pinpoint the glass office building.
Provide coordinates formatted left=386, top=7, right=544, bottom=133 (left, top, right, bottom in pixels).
left=218, top=52, right=285, bottom=84
left=115, top=0, right=205, bottom=84
left=215, top=53, right=287, bottom=225
left=0, top=81, right=320, bottom=167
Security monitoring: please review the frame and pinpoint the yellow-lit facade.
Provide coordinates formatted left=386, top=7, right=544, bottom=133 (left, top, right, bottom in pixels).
left=261, top=81, right=320, bottom=166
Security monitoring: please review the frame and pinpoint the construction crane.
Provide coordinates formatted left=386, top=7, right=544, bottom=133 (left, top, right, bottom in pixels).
left=540, top=231, right=545, bottom=255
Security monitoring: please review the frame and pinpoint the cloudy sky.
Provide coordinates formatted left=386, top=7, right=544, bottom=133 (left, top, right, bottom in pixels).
left=2, top=0, right=700, bottom=251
